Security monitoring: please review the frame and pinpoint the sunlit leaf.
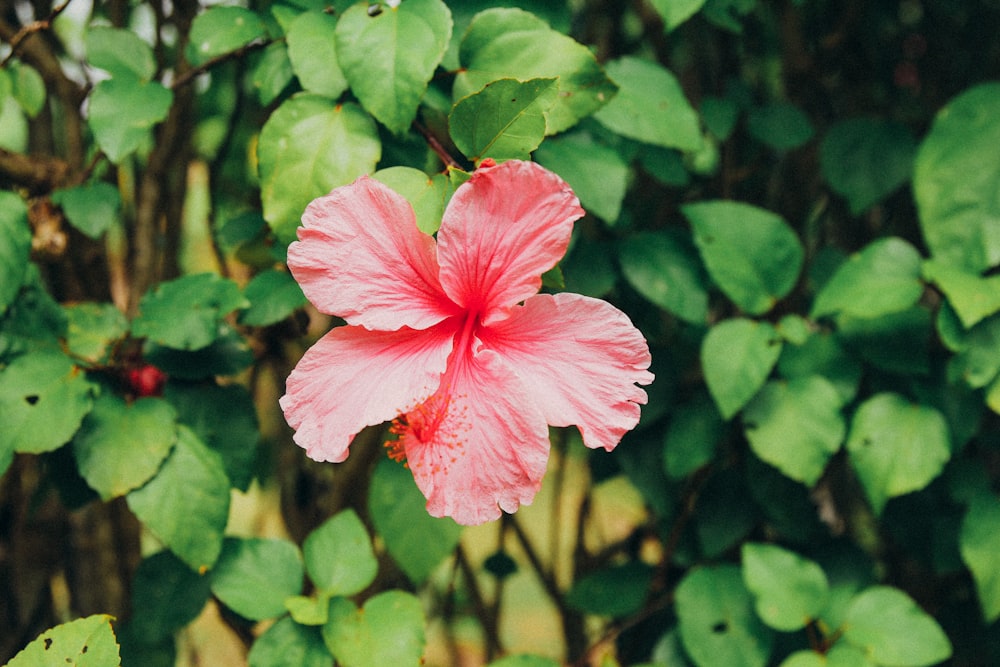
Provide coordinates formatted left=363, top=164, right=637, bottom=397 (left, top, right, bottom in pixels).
left=187, top=6, right=267, bottom=66
left=742, top=543, right=829, bottom=631
left=287, top=11, right=348, bottom=99
left=87, top=77, right=173, bottom=163
left=85, top=26, right=155, bottom=80
left=6, top=614, right=119, bottom=667
left=372, top=166, right=448, bottom=235
left=922, top=259, right=1000, bottom=328
left=303, top=509, right=378, bottom=596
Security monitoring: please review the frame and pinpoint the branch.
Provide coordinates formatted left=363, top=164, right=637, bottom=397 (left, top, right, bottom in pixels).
left=0, top=147, right=71, bottom=192
left=170, top=39, right=272, bottom=90
left=412, top=120, right=463, bottom=170
left=0, top=0, right=72, bottom=69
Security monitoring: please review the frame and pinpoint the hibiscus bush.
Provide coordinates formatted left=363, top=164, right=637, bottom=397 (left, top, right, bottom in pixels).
left=2, top=0, right=1000, bottom=665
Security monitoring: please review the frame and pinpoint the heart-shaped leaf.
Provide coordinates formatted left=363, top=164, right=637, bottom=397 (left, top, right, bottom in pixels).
left=322, top=591, right=426, bottom=667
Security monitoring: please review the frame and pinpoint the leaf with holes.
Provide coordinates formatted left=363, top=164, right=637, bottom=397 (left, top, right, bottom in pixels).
left=0, top=351, right=95, bottom=455
left=7, top=614, right=120, bottom=667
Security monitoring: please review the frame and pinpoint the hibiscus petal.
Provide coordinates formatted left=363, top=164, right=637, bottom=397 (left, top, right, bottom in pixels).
left=280, top=322, right=456, bottom=463
left=437, top=160, right=584, bottom=324
left=482, top=293, right=654, bottom=452
left=396, top=345, right=550, bottom=525
left=289, top=177, right=459, bottom=330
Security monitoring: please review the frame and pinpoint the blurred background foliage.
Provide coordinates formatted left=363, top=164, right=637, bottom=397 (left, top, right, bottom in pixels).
left=2, top=0, right=1000, bottom=665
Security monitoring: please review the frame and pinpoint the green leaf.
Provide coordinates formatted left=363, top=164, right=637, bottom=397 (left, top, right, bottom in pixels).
left=335, top=0, right=451, bottom=134
left=132, top=273, right=249, bottom=351
left=72, top=395, right=177, bottom=500
left=286, top=592, right=334, bottom=626
left=143, top=325, right=254, bottom=380
left=258, top=95, right=380, bottom=243
left=303, top=509, right=378, bottom=595
left=87, top=77, right=173, bottom=163
left=675, top=565, right=773, bottom=667
left=322, top=591, right=426, bottom=667
left=372, top=166, right=448, bottom=235
left=51, top=182, right=121, bottom=239
left=741, top=543, right=829, bottom=631
left=846, top=393, right=951, bottom=515
left=7, top=614, right=120, bottom=667
left=701, top=95, right=740, bottom=140
left=449, top=77, right=558, bottom=163
left=649, top=0, right=708, bottom=31
left=684, top=200, right=803, bottom=315
left=562, top=236, right=617, bottom=298
left=248, top=617, right=333, bottom=667
left=239, top=269, right=308, bottom=327
left=779, top=331, right=861, bottom=404
left=488, top=656, right=561, bottom=667
left=287, top=11, right=348, bottom=99
left=914, top=82, right=1000, bottom=272
left=163, top=382, right=259, bottom=491
left=8, top=60, right=46, bottom=117
left=810, top=237, right=924, bottom=320
left=187, top=7, right=267, bottom=66
left=85, top=26, right=155, bottom=80
left=842, top=586, right=952, bottom=665
left=701, top=318, right=783, bottom=419
left=0, top=190, right=30, bottom=313
left=455, top=8, right=617, bottom=135
left=820, top=117, right=917, bottom=215
left=960, top=493, right=1000, bottom=622
left=251, top=42, right=295, bottom=106
left=368, top=458, right=462, bottom=584
left=780, top=646, right=875, bottom=667
left=663, top=392, right=724, bottom=479
left=947, top=313, right=1000, bottom=388
left=593, top=56, right=702, bottom=151
left=565, top=561, right=653, bottom=618
left=534, top=131, right=629, bottom=223
left=619, top=230, right=708, bottom=324
left=211, top=537, right=304, bottom=620
left=922, top=259, right=1000, bottom=328
left=129, top=550, right=211, bottom=643
left=0, top=351, right=95, bottom=454
left=742, top=376, right=845, bottom=486
left=747, top=102, right=814, bottom=150
left=126, top=426, right=231, bottom=571
left=838, top=307, right=932, bottom=376
left=249, top=617, right=333, bottom=667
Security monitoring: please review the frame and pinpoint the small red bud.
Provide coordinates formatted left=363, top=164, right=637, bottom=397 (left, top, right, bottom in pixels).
left=127, top=365, right=167, bottom=397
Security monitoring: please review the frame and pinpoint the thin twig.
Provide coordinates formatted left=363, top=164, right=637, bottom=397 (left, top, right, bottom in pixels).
left=455, top=544, right=502, bottom=657
left=0, top=0, right=73, bottom=69
left=170, top=39, right=272, bottom=90
left=412, top=120, right=463, bottom=170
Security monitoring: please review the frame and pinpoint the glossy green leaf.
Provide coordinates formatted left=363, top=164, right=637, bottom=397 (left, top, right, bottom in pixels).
left=85, top=26, right=155, bottom=80
left=239, top=269, right=308, bottom=327
left=8, top=60, right=46, bottom=117
left=72, top=395, right=177, bottom=500
left=684, top=200, right=803, bottom=315
left=187, top=6, right=267, bottom=65
left=741, top=543, right=829, bottom=631
left=810, top=237, right=924, bottom=320
left=258, top=95, right=380, bottom=243
left=0, top=190, right=30, bottom=313
left=565, top=561, right=653, bottom=618
left=335, top=0, right=451, bottom=134
left=594, top=56, right=702, bottom=151
left=619, top=230, right=708, bottom=324
left=922, top=259, right=1000, bottom=328
left=747, top=102, right=813, bottom=150
left=455, top=8, right=616, bottom=134
left=249, top=617, right=332, bottom=667
left=143, top=325, right=254, bottom=380
left=449, top=77, right=557, bottom=163
left=914, top=82, right=1000, bottom=272
left=303, top=509, right=378, bottom=596
left=842, top=586, right=952, bottom=665
left=846, top=393, right=951, bottom=515
left=51, top=182, right=121, bottom=239
left=663, top=392, right=724, bottom=479
left=702, top=318, right=782, bottom=419
left=287, top=11, right=348, bottom=99
left=534, top=131, right=629, bottom=223
left=0, top=351, right=95, bottom=454
left=87, top=77, right=173, bottom=163
left=322, top=591, right=425, bottom=667
left=251, top=42, right=295, bottom=106
left=128, top=550, right=211, bottom=644
left=210, top=537, right=304, bottom=620
left=368, top=458, right=462, bottom=584
left=820, top=117, right=917, bottom=215
left=126, top=426, right=231, bottom=571
left=372, top=166, right=448, bottom=235
left=132, top=273, right=248, bottom=351
left=675, top=565, right=772, bottom=667
left=960, top=493, right=1000, bottom=622
left=163, top=382, right=259, bottom=491
left=7, top=614, right=119, bottom=667
left=742, top=376, right=845, bottom=486
left=649, top=0, right=707, bottom=31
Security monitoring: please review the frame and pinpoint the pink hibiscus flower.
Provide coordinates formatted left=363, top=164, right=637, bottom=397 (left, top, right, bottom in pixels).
left=280, top=159, right=653, bottom=525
